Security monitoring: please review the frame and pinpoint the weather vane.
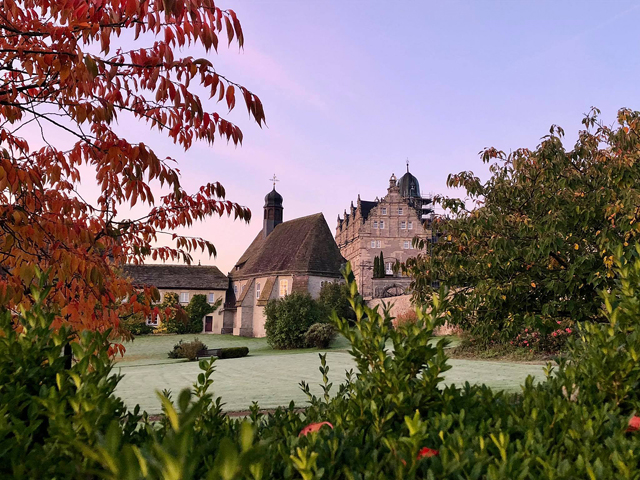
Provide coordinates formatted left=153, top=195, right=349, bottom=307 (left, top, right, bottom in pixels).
left=270, top=173, right=279, bottom=189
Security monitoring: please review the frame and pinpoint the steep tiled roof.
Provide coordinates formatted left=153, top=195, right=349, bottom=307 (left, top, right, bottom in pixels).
left=359, top=200, right=378, bottom=221
left=122, top=264, right=228, bottom=290
left=232, top=213, right=345, bottom=279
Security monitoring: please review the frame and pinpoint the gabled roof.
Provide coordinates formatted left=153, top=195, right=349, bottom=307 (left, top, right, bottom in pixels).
left=122, top=264, right=228, bottom=290
left=232, top=213, right=345, bottom=279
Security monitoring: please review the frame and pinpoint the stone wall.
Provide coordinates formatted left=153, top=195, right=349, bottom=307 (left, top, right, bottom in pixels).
left=366, top=294, right=460, bottom=336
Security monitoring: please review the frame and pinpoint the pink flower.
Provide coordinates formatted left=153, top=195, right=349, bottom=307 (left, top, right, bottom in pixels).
left=565, top=328, right=572, bottom=333
left=557, top=321, right=562, bottom=325
left=627, top=416, right=640, bottom=433
left=552, top=332, right=557, bottom=337
left=299, top=422, right=333, bottom=437
left=525, top=328, right=528, bottom=333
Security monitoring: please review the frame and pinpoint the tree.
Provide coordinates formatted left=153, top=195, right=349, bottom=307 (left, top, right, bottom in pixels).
left=373, top=256, right=380, bottom=279
left=264, top=292, right=323, bottom=349
left=0, top=0, right=265, bottom=343
left=156, top=292, right=188, bottom=334
left=379, top=251, right=385, bottom=277
left=317, top=281, right=353, bottom=322
left=404, top=108, right=640, bottom=344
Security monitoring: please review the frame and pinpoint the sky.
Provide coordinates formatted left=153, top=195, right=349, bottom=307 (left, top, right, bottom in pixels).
left=25, top=0, right=640, bottom=272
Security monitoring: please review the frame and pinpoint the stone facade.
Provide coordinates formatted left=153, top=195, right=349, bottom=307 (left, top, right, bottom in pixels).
left=335, top=170, right=434, bottom=300
left=122, top=264, right=229, bottom=334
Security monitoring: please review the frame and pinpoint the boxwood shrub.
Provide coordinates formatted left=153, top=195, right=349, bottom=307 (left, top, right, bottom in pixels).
left=217, top=346, right=249, bottom=359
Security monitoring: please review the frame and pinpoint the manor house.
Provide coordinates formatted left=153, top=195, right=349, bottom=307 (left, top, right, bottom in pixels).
left=335, top=166, right=434, bottom=299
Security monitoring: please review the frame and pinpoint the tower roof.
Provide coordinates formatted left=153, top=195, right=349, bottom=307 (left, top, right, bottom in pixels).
left=398, top=167, right=420, bottom=198
left=264, top=187, right=283, bottom=207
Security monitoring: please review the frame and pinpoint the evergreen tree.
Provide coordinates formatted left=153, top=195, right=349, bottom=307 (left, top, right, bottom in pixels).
left=379, top=252, right=385, bottom=277
left=373, top=256, right=380, bottom=279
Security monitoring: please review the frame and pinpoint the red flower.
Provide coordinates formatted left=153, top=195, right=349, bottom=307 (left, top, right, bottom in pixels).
left=299, top=421, right=333, bottom=437
left=627, top=416, right=640, bottom=433
left=417, top=447, right=439, bottom=459
left=565, top=328, right=572, bottom=333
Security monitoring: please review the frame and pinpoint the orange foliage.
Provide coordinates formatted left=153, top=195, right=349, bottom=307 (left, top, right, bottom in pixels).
left=0, top=0, right=264, bottom=336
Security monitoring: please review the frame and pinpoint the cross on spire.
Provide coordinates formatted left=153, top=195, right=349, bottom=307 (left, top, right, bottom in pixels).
left=269, top=173, right=279, bottom=189
left=406, top=158, right=410, bottom=173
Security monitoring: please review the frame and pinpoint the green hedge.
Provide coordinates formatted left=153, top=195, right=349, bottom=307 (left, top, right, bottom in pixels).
left=3, top=257, right=640, bottom=479
left=217, top=346, right=249, bottom=359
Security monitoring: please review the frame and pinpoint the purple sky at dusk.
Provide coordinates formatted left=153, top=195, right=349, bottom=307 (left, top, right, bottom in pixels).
left=23, top=1, right=640, bottom=273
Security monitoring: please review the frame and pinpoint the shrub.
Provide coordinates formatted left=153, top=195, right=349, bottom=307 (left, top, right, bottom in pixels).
left=167, top=338, right=208, bottom=361
left=158, top=292, right=190, bottom=334
left=393, top=308, right=418, bottom=328
left=317, top=281, right=355, bottom=322
left=264, top=292, right=323, bottom=349
left=304, top=323, right=337, bottom=348
left=186, top=294, right=221, bottom=334
left=218, top=347, right=249, bottom=359
left=123, top=318, right=155, bottom=336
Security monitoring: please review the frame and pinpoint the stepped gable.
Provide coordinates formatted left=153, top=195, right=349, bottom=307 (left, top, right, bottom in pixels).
left=123, top=264, right=228, bottom=290
left=359, top=200, right=378, bottom=221
left=232, top=213, right=345, bottom=279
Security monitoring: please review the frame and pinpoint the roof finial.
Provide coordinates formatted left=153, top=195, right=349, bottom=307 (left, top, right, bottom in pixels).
left=269, top=173, right=279, bottom=189
left=198, top=260, right=201, bottom=266
left=406, top=158, right=409, bottom=173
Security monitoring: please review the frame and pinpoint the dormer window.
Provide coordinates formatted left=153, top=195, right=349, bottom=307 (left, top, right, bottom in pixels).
left=373, top=221, right=378, bottom=229
left=381, top=207, right=387, bottom=215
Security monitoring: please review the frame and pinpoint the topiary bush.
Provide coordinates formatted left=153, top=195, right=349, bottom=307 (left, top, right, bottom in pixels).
left=167, top=338, right=208, bottom=361
left=264, top=292, right=324, bottom=349
left=304, top=323, right=337, bottom=348
left=217, top=347, right=249, bottom=359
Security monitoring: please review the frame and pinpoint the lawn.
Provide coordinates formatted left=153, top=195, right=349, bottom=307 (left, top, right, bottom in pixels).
left=114, top=334, right=542, bottom=414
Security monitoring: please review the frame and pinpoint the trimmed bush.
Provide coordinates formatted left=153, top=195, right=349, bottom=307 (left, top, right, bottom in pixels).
left=264, top=292, right=323, bottom=349
left=167, top=338, right=208, bottom=361
left=122, top=319, right=155, bottom=335
left=217, top=347, right=249, bottom=359
left=304, top=323, right=337, bottom=348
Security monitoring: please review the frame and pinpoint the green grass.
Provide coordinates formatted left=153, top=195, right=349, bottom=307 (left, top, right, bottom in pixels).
left=114, top=333, right=539, bottom=414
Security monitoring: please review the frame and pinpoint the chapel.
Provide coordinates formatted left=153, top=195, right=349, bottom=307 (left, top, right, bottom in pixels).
left=222, top=185, right=345, bottom=337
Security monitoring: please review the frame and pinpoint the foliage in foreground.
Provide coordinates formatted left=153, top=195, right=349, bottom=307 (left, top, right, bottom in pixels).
left=405, top=108, right=640, bottom=346
left=2, top=258, right=640, bottom=478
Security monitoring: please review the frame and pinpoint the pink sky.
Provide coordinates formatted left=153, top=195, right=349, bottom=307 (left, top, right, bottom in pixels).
left=18, top=1, right=640, bottom=273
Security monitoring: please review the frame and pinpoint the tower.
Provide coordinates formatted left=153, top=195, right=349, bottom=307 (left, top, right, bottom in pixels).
left=263, top=175, right=283, bottom=238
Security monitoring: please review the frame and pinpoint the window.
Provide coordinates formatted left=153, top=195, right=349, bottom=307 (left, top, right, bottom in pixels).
left=408, top=221, right=413, bottom=230
left=403, top=240, right=410, bottom=249
left=379, top=221, right=385, bottom=229
left=208, top=293, right=215, bottom=303
left=385, top=262, right=393, bottom=275
left=373, top=221, right=378, bottom=229
left=233, top=285, right=238, bottom=296
left=371, top=240, right=376, bottom=248
left=179, top=292, right=189, bottom=303
left=146, top=312, right=159, bottom=326
left=398, top=207, right=403, bottom=215
left=381, top=207, right=387, bottom=215
left=256, top=282, right=261, bottom=299
left=400, top=221, right=406, bottom=229
left=279, top=279, right=288, bottom=297
left=376, top=240, right=381, bottom=248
